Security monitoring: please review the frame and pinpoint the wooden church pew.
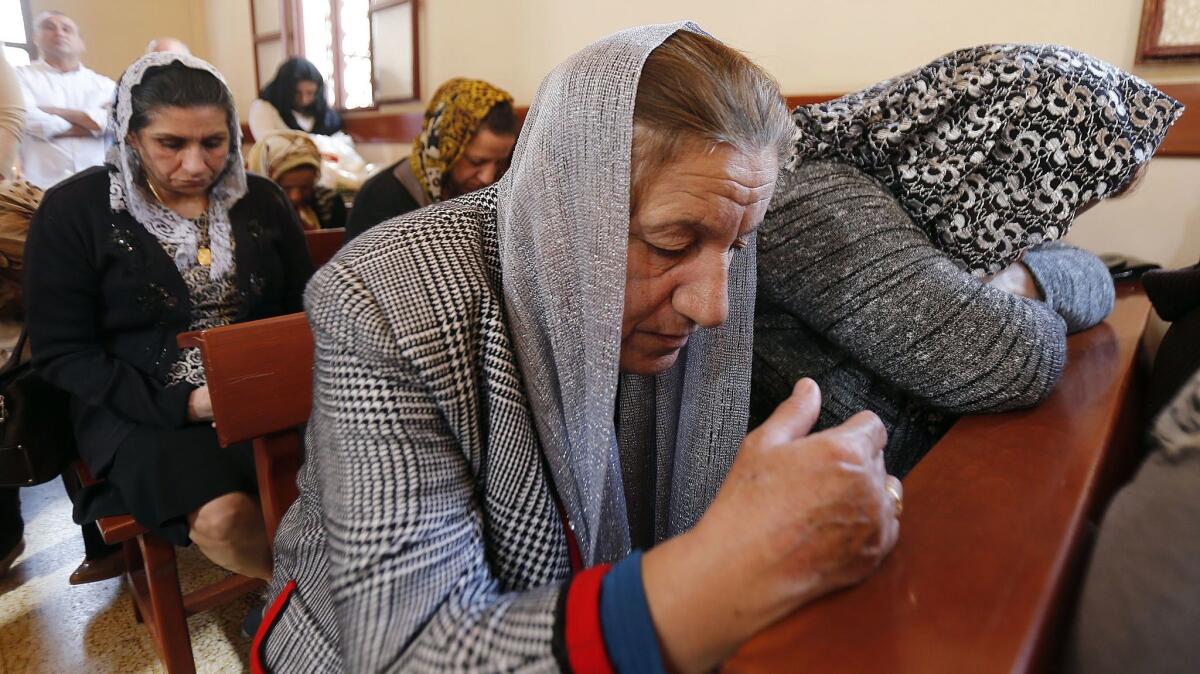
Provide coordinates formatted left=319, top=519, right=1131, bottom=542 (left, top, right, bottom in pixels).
left=726, top=281, right=1153, bottom=673
left=177, top=312, right=312, bottom=545
left=304, top=227, right=345, bottom=270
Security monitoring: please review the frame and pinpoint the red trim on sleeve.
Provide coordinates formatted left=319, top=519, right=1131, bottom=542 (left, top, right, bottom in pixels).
left=565, top=564, right=615, bottom=674
left=250, top=579, right=297, bottom=674
left=553, top=496, right=584, bottom=573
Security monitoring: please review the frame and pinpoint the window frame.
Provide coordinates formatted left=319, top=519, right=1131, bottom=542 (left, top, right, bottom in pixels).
left=249, top=0, right=301, bottom=92
left=367, top=0, right=420, bottom=106
left=2, top=0, right=36, bottom=63
left=1137, top=0, right=1200, bottom=63
left=251, top=0, right=420, bottom=112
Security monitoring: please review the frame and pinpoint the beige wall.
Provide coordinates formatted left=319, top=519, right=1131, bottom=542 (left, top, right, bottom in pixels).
left=33, top=1, right=1200, bottom=269
left=417, top=0, right=1200, bottom=104
left=1065, top=158, right=1200, bottom=269
left=198, top=0, right=256, bottom=120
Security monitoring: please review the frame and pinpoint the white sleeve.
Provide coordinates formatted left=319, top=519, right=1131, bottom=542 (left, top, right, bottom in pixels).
left=79, top=74, right=115, bottom=135
left=17, top=72, right=71, bottom=140
left=248, top=99, right=288, bottom=141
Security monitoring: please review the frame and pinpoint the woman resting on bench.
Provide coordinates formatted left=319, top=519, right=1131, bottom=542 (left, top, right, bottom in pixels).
left=24, top=53, right=313, bottom=581
left=751, top=44, right=1182, bottom=475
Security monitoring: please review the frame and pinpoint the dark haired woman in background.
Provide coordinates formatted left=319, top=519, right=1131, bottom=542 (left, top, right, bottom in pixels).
left=248, top=57, right=343, bottom=140
left=24, top=53, right=312, bottom=580
left=345, top=78, right=517, bottom=241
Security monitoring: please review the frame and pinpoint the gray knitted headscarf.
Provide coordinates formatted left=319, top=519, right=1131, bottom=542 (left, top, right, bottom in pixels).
left=107, top=52, right=246, bottom=280
left=497, top=22, right=756, bottom=563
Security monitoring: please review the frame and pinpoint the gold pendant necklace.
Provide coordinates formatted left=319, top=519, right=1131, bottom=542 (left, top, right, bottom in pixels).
left=145, top=178, right=211, bottom=266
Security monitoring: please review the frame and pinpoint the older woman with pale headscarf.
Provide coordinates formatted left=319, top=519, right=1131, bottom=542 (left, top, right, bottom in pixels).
left=23, top=53, right=312, bottom=582
left=345, top=77, right=518, bottom=241
left=752, top=44, right=1182, bottom=476
left=257, top=24, right=903, bottom=673
left=247, top=129, right=346, bottom=230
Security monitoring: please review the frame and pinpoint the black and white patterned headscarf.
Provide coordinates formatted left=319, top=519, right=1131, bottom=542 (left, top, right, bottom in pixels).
left=791, top=44, right=1183, bottom=276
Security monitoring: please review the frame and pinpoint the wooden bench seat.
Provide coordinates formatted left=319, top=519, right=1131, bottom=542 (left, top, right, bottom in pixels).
left=725, top=281, right=1152, bottom=673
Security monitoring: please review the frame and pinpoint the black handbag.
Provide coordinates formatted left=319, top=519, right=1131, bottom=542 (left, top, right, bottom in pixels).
left=0, top=330, right=77, bottom=487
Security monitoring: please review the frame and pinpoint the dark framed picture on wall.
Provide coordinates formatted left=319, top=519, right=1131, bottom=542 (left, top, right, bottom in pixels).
left=1138, top=0, right=1200, bottom=62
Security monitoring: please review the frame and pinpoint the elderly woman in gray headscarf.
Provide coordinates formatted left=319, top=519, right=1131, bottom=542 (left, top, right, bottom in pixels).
left=753, top=44, right=1182, bottom=475
left=23, top=53, right=312, bottom=581
left=259, top=24, right=902, bottom=673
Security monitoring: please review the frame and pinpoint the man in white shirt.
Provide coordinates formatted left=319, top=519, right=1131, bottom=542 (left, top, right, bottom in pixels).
left=17, top=11, right=115, bottom=189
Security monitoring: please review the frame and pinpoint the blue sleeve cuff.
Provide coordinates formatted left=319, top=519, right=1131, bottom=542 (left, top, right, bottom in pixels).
left=599, top=550, right=666, bottom=674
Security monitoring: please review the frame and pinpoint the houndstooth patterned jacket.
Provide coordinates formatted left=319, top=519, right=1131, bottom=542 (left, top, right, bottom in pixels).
left=260, top=185, right=575, bottom=672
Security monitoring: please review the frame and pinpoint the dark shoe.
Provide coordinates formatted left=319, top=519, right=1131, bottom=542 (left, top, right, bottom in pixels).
left=0, top=536, right=24, bottom=577
left=68, top=549, right=125, bottom=585
left=241, top=600, right=266, bottom=639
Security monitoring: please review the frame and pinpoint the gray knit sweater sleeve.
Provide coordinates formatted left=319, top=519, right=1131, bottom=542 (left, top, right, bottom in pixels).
left=1022, top=242, right=1116, bottom=334
left=758, top=160, right=1091, bottom=414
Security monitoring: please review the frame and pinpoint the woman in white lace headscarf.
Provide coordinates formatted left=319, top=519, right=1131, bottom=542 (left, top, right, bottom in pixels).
left=260, top=24, right=902, bottom=673
left=24, top=52, right=312, bottom=581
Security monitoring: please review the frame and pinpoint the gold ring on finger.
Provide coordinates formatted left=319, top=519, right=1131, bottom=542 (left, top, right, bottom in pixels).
left=886, top=482, right=903, bottom=518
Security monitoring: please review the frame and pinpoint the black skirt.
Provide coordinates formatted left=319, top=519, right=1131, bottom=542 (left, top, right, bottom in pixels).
left=73, top=424, right=256, bottom=547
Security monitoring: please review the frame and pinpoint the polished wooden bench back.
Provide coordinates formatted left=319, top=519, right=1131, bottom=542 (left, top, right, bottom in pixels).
left=305, top=227, right=345, bottom=269
left=727, top=282, right=1152, bottom=673
left=179, top=312, right=312, bottom=543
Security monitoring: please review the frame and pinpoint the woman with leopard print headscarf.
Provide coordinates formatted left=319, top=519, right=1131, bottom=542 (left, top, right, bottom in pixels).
left=345, top=77, right=518, bottom=241
left=753, top=44, right=1182, bottom=476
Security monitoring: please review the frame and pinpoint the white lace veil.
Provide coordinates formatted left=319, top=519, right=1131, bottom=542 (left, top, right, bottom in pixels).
left=106, top=52, right=246, bottom=279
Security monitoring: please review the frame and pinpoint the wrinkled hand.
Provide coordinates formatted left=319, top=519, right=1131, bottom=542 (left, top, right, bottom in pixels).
left=705, top=377, right=900, bottom=607
left=187, top=385, right=213, bottom=422
left=643, top=379, right=900, bottom=673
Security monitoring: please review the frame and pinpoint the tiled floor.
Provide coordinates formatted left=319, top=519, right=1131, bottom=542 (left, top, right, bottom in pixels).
left=0, top=481, right=253, bottom=673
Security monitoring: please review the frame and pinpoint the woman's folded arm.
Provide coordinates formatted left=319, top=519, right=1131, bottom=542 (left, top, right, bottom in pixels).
left=757, top=160, right=1072, bottom=414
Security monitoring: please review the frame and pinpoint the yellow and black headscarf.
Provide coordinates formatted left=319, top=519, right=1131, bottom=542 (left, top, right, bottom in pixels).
left=411, top=78, right=513, bottom=202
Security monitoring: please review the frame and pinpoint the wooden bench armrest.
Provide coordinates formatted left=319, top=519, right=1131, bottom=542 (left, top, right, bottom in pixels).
left=72, top=461, right=148, bottom=543
left=727, top=282, right=1151, bottom=673
left=176, top=330, right=203, bottom=350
